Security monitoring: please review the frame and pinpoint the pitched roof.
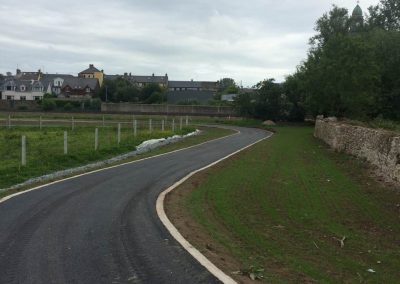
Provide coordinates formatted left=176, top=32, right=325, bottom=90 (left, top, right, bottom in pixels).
left=79, top=64, right=101, bottom=74
left=62, top=77, right=99, bottom=90
left=130, top=75, right=168, bottom=84
left=169, top=81, right=202, bottom=88
left=166, top=90, right=215, bottom=104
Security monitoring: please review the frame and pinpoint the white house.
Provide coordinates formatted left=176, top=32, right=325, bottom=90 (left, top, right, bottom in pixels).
left=0, top=79, right=45, bottom=101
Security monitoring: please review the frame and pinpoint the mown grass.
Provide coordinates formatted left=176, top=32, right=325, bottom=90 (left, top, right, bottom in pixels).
left=186, top=126, right=400, bottom=283
left=0, top=125, right=193, bottom=189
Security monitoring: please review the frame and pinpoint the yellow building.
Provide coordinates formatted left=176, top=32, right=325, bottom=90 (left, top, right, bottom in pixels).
left=79, top=64, right=104, bottom=87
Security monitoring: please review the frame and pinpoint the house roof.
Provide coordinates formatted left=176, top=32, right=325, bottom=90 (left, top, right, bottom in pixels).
left=169, top=81, right=202, bottom=88
left=1, top=79, right=44, bottom=91
left=79, top=64, right=101, bottom=74
left=62, top=77, right=99, bottom=90
left=130, top=75, right=168, bottom=84
left=166, top=90, right=215, bottom=104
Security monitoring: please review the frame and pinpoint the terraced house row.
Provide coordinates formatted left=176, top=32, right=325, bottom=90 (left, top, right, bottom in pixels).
left=0, top=64, right=219, bottom=102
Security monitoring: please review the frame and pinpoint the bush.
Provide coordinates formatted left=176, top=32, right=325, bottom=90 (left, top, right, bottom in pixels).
left=89, top=99, right=101, bottom=111
left=18, top=106, right=28, bottom=111
left=42, top=99, right=56, bottom=111
left=63, top=103, right=73, bottom=111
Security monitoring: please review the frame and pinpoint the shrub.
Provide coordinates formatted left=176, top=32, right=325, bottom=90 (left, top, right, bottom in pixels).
left=63, top=103, right=73, bottom=111
left=42, top=99, right=56, bottom=111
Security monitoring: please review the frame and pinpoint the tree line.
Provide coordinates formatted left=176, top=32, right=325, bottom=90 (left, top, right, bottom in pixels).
left=235, top=0, right=400, bottom=122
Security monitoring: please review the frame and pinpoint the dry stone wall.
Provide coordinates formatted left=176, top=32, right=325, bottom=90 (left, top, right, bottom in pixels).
left=314, top=118, right=400, bottom=185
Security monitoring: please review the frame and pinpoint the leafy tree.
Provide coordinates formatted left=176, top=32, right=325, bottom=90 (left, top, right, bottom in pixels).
left=140, top=83, right=163, bottom=102
left=367, top=0, right=400, bottom=31
left=218, top=78, right=237, bottom=93
left=234, top=92, right=254, bottom=118
left=310, top=5, right=351, bottom=47
left=98, top=77, right=140, bottom=103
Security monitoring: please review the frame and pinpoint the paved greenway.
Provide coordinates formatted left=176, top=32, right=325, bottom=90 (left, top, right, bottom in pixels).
left=0, top=126, right=270, bottom=284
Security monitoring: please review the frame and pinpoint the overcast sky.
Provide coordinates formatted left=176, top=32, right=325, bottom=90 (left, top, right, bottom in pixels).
left=0, top=0, right=379, bottom=86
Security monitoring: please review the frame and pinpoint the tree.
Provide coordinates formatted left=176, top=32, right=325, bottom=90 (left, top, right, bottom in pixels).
left=367, top=0, right=400, bottom=31
left=140, top=83, right=163, bottom=102
left=310, top=5, right=351, bottom=47
left=218, top=78, right=238, bottom=93
left=98, top=77, right=140, bottom=103
left=253, top=79, right=287, bottom=121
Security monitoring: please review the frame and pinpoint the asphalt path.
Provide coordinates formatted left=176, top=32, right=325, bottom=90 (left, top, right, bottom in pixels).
left=0, top=126, right=270, bottom=284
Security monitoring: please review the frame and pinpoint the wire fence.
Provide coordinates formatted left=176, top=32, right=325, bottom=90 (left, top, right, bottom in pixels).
left=0, top=116, right=194, bottom=188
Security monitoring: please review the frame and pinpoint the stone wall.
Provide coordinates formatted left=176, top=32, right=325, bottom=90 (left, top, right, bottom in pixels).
left=314, top=118, right=400, bottom=185
left=101, top=103, right=236, bottom=117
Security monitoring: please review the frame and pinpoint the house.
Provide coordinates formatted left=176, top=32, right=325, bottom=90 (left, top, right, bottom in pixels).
left=15, top=69, right=42, bottom=81
left=105, top=73, right=169, bottom=88
left=41, top=74, right=75, bottom=95
left=60, top=77, right=100, bottom=98
left=168, top=80, right=218, bottom=92
left=0, top=79, right=45, bottom=101
left=79, top=64, right=104, bottom=87
left=129, top=73, right=168, bottom=88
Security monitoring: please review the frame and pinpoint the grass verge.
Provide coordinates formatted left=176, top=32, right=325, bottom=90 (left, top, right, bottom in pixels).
left=0, top=126, right=235, bottom=198
left=165, top=126, right=400, bottom=283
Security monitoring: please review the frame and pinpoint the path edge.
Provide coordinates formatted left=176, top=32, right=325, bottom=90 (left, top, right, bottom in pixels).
left=156, top=131, right=273, bottom=284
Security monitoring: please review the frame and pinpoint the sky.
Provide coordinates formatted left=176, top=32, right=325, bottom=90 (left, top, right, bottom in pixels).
left=0, top=0, right=379, bottom=87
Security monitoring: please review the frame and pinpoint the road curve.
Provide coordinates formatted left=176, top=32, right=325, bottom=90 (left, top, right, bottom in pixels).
left=0, top=126, right=270, bottom=284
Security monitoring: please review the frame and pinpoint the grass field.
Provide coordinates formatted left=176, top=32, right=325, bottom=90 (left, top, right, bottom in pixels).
left=167, top=126, right=400, bottom=283
left=0, top=125, right=195, bottom=190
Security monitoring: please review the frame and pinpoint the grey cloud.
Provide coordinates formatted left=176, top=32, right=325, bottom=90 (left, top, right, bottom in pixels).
left=0, top=0, right=380, bottom=85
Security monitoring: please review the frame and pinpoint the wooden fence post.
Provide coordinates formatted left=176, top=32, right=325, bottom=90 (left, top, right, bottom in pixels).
left=95, top=128, right=99, bottom=151
left=134, top=120, right=137, bottom=138
left=64, top=131, right=68, bottom=155
left=21, top=135, right=26, bottom=166
left=117, top=123, right=121, bottom=145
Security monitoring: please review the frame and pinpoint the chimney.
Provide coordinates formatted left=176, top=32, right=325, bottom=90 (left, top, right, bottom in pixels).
left=89, top=64, right=94, bottom=68
left=16, top=69, right=21, bottom=75
left=152, top=73, right=154, bottom=77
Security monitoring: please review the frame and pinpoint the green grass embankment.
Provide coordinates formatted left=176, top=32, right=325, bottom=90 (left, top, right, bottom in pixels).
left=186, top=126, right=400, bottom=283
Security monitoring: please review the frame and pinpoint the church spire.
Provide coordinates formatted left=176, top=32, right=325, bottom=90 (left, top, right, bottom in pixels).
left=350, top=1, right=364, bottom=32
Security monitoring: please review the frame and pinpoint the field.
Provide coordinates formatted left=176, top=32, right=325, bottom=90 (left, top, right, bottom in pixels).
left=0, top=112, right=236, bottom=193
left=166, top=126, right=400, bottom=283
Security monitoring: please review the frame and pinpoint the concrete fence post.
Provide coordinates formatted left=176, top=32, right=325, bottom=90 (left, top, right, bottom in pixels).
left=8, top=115, right=11, bottom=129
left=39, top=116, right=42, bottom=130
left=71, top=117, right=75, bottom=131
left=185, top=115, right=189, bottom=126
left=172, top=119, right=175, bottom=133
left=64, top=131, right=68, bottom=155
left=180, top=117, right=183, bottom=130
left=117, top=123, right=121, bottom=145
left=21, top=135, right=26, bottom=166
left=95, top=128, right=99, bottom=151
left=162, top=120, right=165, bottom=132
left=102, top=115, right=105, bottom=127
left=134, top=120, right=137, bottom=138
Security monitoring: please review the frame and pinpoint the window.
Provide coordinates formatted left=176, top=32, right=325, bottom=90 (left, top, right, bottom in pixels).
left=6, top=96, right=14, bottom=100
left=20, top=96, right=26, bottom=101
left=86, top=87, right=91, bottom=93
left=34, top=96, right=41, bottom=101
left=20, top=85, right=26, bottom=92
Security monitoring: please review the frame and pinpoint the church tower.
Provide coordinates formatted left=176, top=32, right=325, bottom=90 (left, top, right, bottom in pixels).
left=350, top=2, right=364, bottom=33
